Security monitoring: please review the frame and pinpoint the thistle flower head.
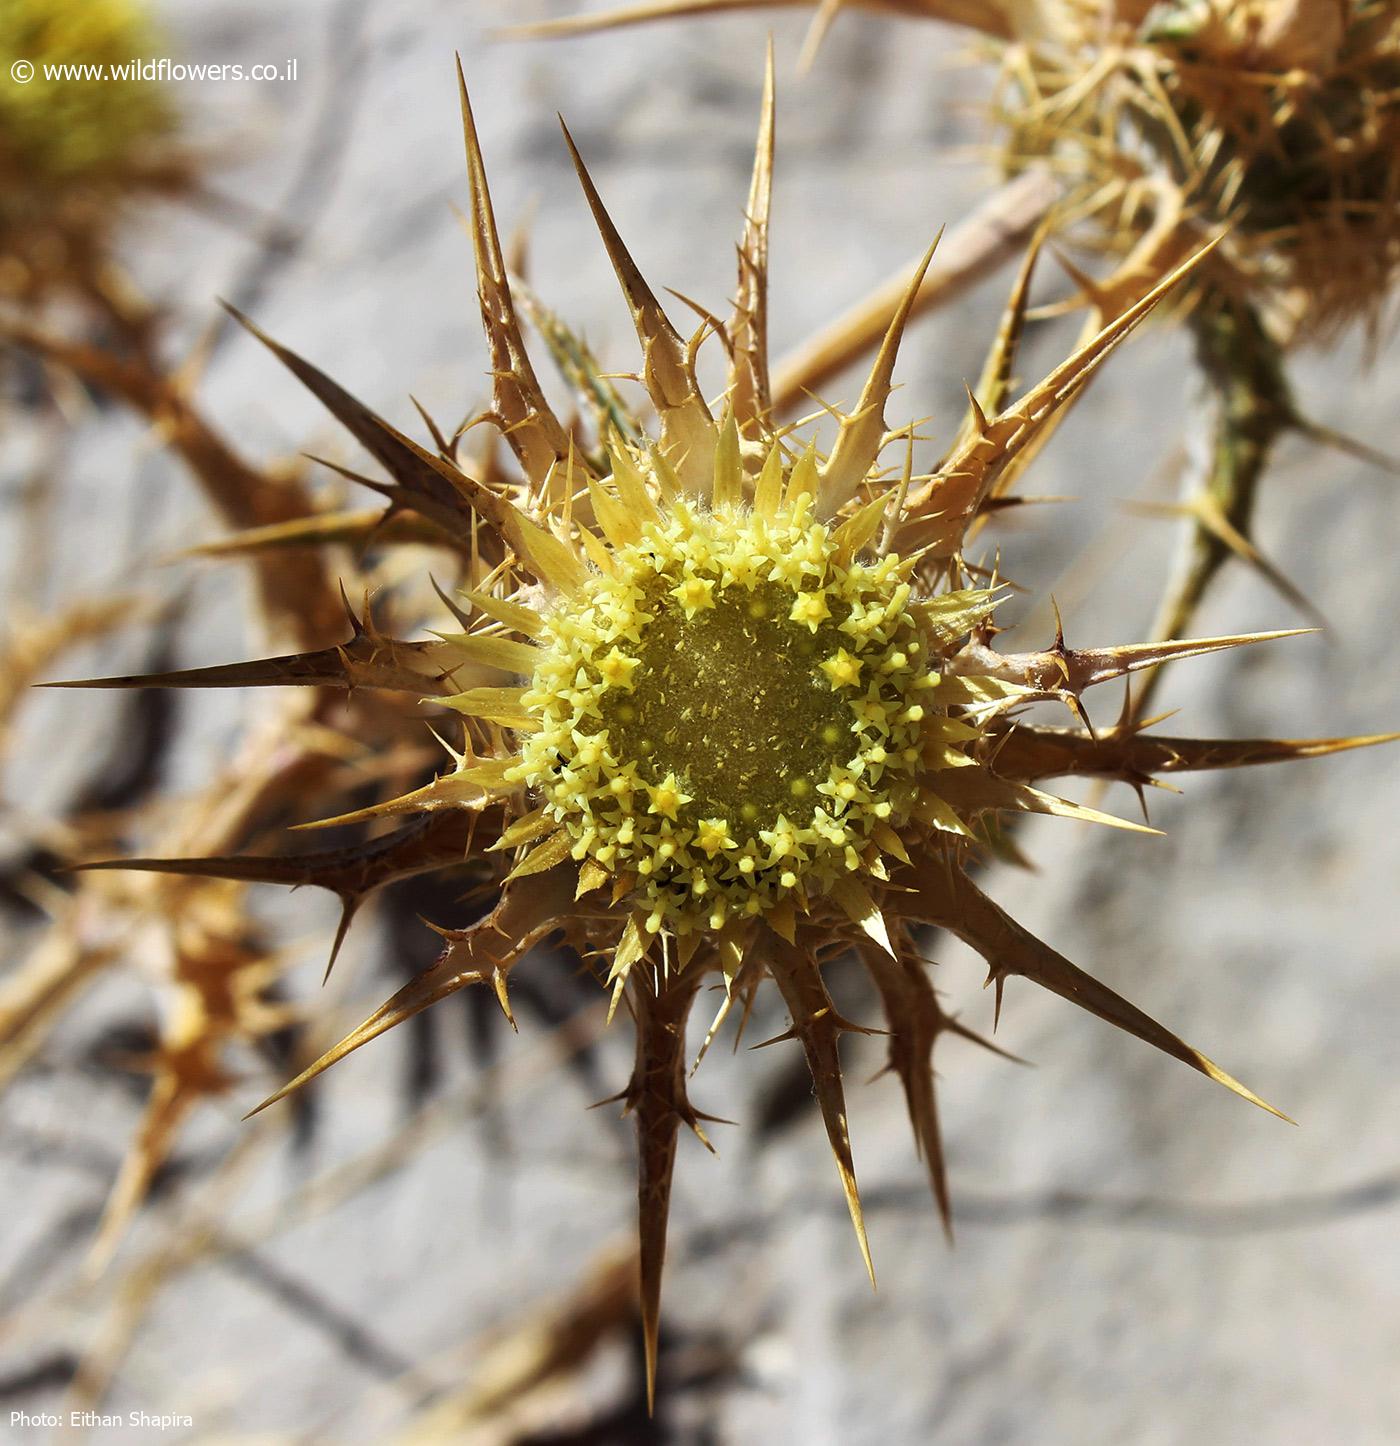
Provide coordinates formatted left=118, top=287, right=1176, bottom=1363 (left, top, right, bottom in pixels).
left=62, top=54, right=1398, bottom=1404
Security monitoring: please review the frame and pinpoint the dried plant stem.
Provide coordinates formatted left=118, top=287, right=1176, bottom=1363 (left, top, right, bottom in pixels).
left=3, top=307, right=345, bottom=650
left=505, top=0, right=1014, bottom=44
left=1135, top=295, right=1298, bottom=715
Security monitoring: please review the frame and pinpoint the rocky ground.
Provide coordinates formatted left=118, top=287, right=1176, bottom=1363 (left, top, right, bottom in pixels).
left=2, top=2, right=1399, bottom=1442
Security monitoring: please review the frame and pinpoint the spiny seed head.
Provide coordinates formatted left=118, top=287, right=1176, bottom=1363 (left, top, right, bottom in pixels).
left=513, top=475, right=952, bottom=932
left=1002, top=0, right=1400, bottom=337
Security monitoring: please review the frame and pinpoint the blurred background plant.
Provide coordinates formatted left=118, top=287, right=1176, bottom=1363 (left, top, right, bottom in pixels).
left=1, top=2, right=1398, bottom=1441
left=0, top=0, right=183, bottom=312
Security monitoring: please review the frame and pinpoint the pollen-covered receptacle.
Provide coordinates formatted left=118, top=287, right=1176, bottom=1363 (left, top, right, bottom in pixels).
left=512, top=470, right=937, bottom=932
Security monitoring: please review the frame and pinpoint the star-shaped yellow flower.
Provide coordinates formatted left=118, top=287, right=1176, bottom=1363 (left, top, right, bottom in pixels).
left=646, top=772, right=693, bottom=820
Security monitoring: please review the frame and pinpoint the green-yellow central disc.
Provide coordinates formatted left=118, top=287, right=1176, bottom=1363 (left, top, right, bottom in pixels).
left=601, top=580, right=854, bottom=831
left=514, top=494, right=935, bottom=932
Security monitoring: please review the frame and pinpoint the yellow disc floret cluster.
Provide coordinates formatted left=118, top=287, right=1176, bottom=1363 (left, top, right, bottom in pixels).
left=512, top=493, right=940, bottom=932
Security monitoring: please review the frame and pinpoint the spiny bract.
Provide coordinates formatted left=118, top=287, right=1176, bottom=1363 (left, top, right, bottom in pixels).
left=65, top=56, right=1394, bottom=1404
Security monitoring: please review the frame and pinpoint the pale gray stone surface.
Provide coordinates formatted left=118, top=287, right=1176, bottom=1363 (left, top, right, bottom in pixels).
left=2, top=3, right=1399, bottom=1444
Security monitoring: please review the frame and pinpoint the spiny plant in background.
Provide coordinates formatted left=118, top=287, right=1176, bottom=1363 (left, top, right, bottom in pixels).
left=523, top=0, right=1400, bottom=712
left=523, top=0, right=1400, bottom=339
left=0, top=0, right=517, bottom=1260
left=57, top=57, right=1397, bottom=1404
left=0, top=392, right=524, bottom=1266
left=3, top=3, right=528, bottom=1230
left=998, top=0, right=1400, bottom=343
left=994, top=0, right=1400, bottom=685
left=0, top=675, right=436, bottom=1273
left=0, top=0, right=375, bottom=1254
left=0, top=0, right=350, bottom=647
left=0, top=0, right=188, bottom=307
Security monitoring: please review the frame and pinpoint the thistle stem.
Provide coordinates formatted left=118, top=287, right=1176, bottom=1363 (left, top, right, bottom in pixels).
left=1136, top=293, right=1295, bottom=715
